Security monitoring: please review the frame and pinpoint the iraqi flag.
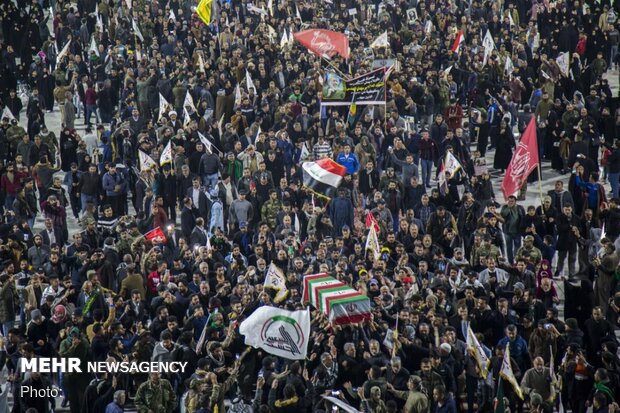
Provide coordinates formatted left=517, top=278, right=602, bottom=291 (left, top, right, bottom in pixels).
left=302, top=158, right=347, bottom=198
left=500, top=117, right=539, bottom=201
left=451, top=30, right=464, bottom=53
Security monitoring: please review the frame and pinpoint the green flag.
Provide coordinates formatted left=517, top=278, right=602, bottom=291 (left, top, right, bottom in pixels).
left=494, top=377, right=505, bottom=413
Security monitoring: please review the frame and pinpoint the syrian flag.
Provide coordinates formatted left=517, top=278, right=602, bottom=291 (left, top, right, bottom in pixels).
left=302, top=158, right=347, bottom=198
left=451, top=30, right=464, bottom=53
left=144, top=227, right=166, bottom=243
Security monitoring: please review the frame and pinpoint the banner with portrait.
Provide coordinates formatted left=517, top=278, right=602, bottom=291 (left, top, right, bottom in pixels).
left=321, top=68, right=387, bottom=106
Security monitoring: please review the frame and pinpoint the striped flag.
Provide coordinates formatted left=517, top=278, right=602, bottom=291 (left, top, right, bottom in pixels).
left=301, top=158, right=347, bottom=199
left=451, top=30, right=464, bottom=53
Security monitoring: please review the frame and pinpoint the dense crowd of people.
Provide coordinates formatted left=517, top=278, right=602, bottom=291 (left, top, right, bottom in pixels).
left=1, top=0, right=620, bottom=412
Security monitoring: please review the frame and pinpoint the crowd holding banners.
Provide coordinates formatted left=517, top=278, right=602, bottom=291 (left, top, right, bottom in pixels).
left=2, top=0, right=620, bottom=412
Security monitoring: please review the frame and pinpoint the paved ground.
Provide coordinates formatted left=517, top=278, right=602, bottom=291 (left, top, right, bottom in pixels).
left=3, top=66, right=618, bottom=411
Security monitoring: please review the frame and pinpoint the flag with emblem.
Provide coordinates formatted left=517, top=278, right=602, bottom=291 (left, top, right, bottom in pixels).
left=466, top=326, right=490, bottom=379
left=264, top=263, right=289, bottom=303
left=500, top=345, right=524, bottom=399
left=365, top=224, right=381, bottom=261
left=160, top=141, right=173, bottom=166
left=139, top=151, right=157, bottom=172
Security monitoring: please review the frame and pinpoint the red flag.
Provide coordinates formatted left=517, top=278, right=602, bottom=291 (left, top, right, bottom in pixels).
left=365, top=211, right=380, bottom=232
left=144, top=227, right=166, bottom=243
left=293, top=29, right=350, bottom=59
left=500, top=117, right=539, bottom=201
left=451, top=31, right=464, bottom=53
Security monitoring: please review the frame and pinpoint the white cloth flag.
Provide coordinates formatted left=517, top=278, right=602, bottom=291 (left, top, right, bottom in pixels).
left=466, top=326, right=490, bottom=378
left=246, top=69, right=256, bottom=93
left=125, top=0, right=132, bottom=9
left=158, top=93, right=170, bottom=122
left=198, top=54, right=206, bottom=73
left=56, top=40, right=71, bottom=64
left=198, top=131, right=219, bottom=154
left=370, top=31, right=389, bottom=48
left=239, top=306, right=311, bottom=360
left=169, top=9, right=176, bottom=21
left=1, top=107, right=16, bottom=122
left=132, top=19, right=144, bottom=42
left=500, top=345, right=524, bottom=399
left=267, top=0, right=273, bottom=15
left=296, top=5, right=302, bottom=22
left=89, top=37, right=99, bottom=56
left=139, top=150, right=157, bottom=172
left=254, top=126, right=262, bottom=145
left=280, top=30, right=289, bottom=48
left=482, top=29, right=495, bottom=65
left=263, top=263, right=288, bottom=303
left=556, top=52, right=570, bottom=77
left=183, top=107, right=192, bottom=127
left=234, top=83, right=242, bottom=107
left=184, top=91, right=197, bottom=115
left=365, top=224, right=381, bottom=261
left=505, top=56, right=515, bottom=75
left=445, top=151, right=463, bottom=177
left=160, top=141, right=173, bottom=166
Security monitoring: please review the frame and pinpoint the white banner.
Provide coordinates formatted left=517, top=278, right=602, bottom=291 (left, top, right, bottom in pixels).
left=239, top=307, right=310, bottom=360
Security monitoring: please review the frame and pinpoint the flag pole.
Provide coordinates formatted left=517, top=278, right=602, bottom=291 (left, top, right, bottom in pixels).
left=321, top=56, right=348, bottom=79
left=537, top=161, right=545, bottom=214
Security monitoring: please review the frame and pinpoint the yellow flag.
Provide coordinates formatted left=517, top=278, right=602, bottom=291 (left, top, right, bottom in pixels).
left=196, top=0, right=213, bottom=25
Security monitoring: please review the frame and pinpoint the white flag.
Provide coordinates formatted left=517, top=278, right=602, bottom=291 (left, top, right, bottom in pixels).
left=365, top=225, right=381, bottom=261
left=370, top=31, right=389, bottom=49
left=239, top=306, right=310, bottom=360
left=466, top=326, right=490, bottom=379
left=1, top=107, right=16, bottom=122
left=246, top=69, right=256, bottom=93
left=198, top=131, right=218, bottom=155
left=267, top=24, right=277, bottom=42
left=217, top=113, right=225, bottom=136
left=424, top=20, right=433, bottom=35
left=158, top=93, right=170, bottom=122
left=267, top=0, right=273, bottom=15
left=132, top=19, right=144, bottom=42
left=197, top=54, right=206, bottom=73
left=160, top=141, right=173, bottom=166
left=169, top=9, right=176, bottom=21
left=501, top=345, right=524, bottom=399
left=89, top=37, right=99, bottom=56
left=300, top=142, right=310, bottom=160
left=508, top=11, right=515, bottom=28
left=280, top=30, right=289, bottom=48
left=138, top=150, right=157, bottom=172
left=254, top=126, right=262, bottom=145
left=505, top=56, right=515, bottom=75
left=556, top=52, right=570, bottom=77
left=184, top=91, right=197, bottom=115
left=125, top=0, right=132, bottom=9
left=296, top=5, right=302, bottom=21
left=263, top=263, right=288, bottom=303
left=288, top=29, right=294, bottom=45
left=56, top=40, right=71, bottom=64
left=183, top=106, right=191, bottom=127
left=445, top=151, right=463, bottom=177
left=443, top=66, right=453, bottom=77
left=482, top=29, right=495, bottom=65
left=234, top=83, right=242, bottom=107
